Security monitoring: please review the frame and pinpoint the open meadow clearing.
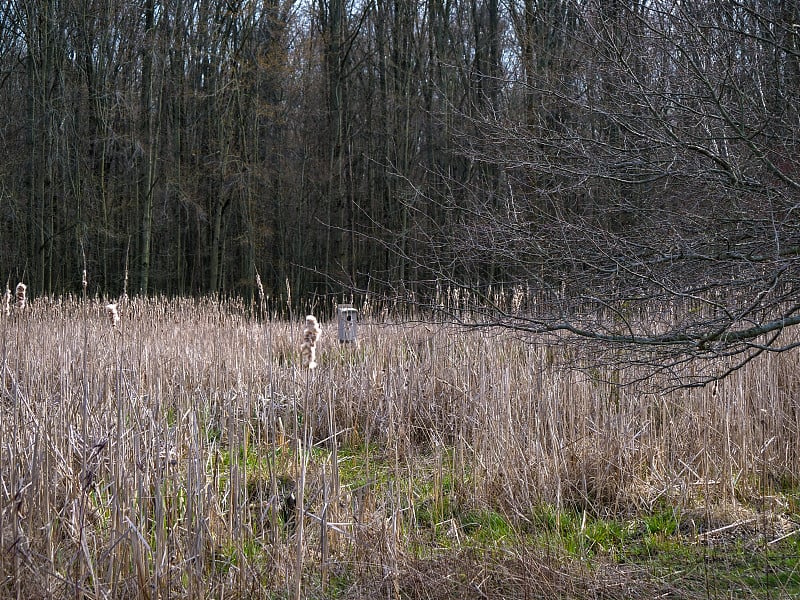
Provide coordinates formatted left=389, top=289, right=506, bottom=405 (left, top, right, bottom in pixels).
left=1, top=296, right=799, bottom=599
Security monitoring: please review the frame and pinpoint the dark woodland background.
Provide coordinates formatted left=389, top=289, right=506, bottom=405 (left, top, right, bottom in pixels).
left=0, top=0, right=798, bottom=307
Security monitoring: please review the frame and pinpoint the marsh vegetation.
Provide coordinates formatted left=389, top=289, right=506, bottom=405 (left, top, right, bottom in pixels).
left=1, top=296, right=799, bottom=599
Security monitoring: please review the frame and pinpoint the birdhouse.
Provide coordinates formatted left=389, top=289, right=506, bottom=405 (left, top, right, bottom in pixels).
left=337, top=304, right=358, bottom=343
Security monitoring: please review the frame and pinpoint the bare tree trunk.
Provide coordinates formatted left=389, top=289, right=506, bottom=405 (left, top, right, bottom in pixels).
left=24, top=0, right=63, bottom=294
left=139, top=0, right=161, bottom=295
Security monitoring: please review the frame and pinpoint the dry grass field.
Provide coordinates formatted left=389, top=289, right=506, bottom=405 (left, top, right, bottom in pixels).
left=1, top=296, right=799, bottom=599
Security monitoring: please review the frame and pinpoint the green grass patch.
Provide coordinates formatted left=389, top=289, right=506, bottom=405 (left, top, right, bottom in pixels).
left=460, top=509, right=514, bottom=544
left=204, top=439, right=800, bottom=599
left=623, top=536, right=800, bottom=599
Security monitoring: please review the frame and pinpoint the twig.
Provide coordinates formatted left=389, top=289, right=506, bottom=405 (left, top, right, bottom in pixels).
left=697, top=517, right=758, bottom=540
left=768, top=528, right=800, bottom=546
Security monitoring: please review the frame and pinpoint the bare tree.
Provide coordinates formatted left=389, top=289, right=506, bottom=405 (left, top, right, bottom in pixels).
left=374, top=1, right=800, bottom=386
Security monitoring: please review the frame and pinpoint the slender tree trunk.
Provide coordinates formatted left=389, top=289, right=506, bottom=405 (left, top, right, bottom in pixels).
left=139, top=0, right=157, bottom=294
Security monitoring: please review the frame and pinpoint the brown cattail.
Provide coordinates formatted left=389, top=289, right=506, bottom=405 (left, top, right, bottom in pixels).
left=122, top=264, right=129, bottom=305
left=256, top=272, right=263, bottom=297
left=300, top=315, right=321, bottom=369
left=105, top=302, right=120, bottom=328
left=15, top=282, right=26, bottom=311
left=256, top=271, right=265, bottom=307
left=3, top=286, right=10, bottom=316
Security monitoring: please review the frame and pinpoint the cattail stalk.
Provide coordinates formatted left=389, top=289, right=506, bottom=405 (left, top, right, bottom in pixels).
left=300, top=315, right=321, bottom=369
left=15, top=283, right=26, bottom=311
left=255, top=270, right=266, bottom=318
left=294, top=314, right=321, bottom=600
left=122, top=262, right=129, bottom=305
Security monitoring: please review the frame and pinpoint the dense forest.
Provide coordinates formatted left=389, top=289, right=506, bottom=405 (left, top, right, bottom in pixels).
left=0, top=1, right=798, bottom=315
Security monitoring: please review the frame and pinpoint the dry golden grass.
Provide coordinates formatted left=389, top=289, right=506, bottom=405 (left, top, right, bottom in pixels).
left=0, top=296, right=798, bottom=598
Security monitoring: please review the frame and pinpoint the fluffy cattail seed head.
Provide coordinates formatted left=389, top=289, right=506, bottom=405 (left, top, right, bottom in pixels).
left=256, top=272, right=265, bottom=301
left=255, top=271, right=266, bottom=314
left=300, top=315, right=321, bottom=369
left=105, top=303, right=120, bottom=328
left=15, top=283, right=26, bottom=311
left=299, top=343, right=316, bottom=369
left=3, top=286, right=10, bottom=316
left=122, top=265, right=129, bottom=305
